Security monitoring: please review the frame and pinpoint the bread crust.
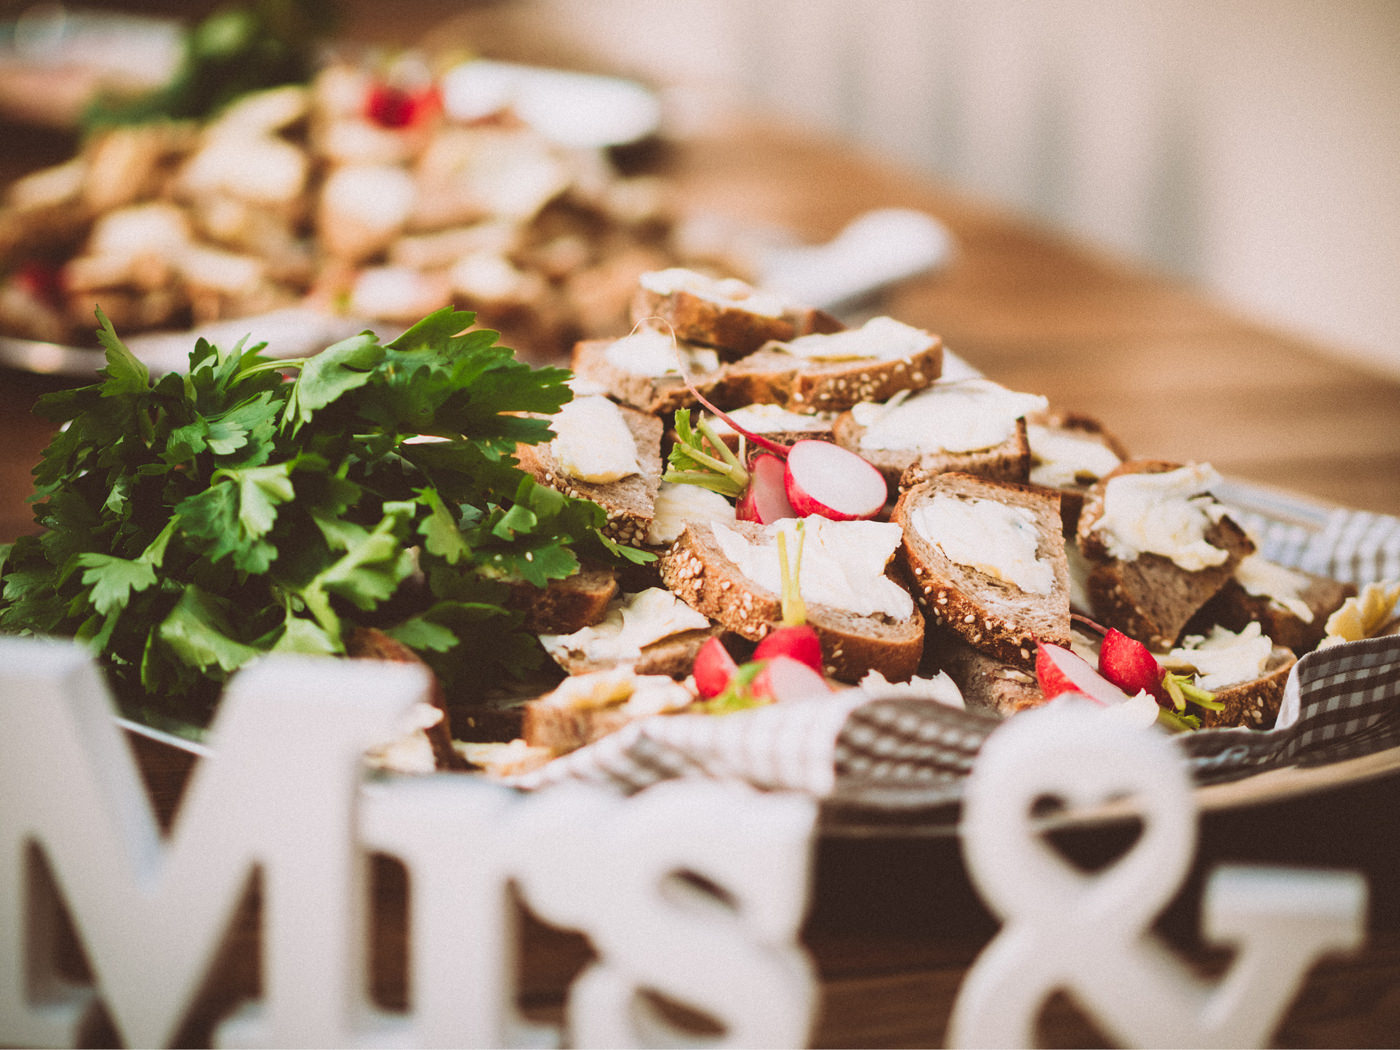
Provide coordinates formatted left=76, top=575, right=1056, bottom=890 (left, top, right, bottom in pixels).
left=1188, top=566, right=1355, bottom=655
left=631, top=280, right=844, bottom=359
left=1199, top=645, right=1296, bottom=730
left=893, top=472, right=1070, bottom=670
left=658, top=520, right=924, bottom=683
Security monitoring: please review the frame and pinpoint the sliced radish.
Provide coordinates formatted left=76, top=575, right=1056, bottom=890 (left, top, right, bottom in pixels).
left=1098, top=628, right=1165, bottom=701
left=1035, top=642, right=1134, bottom=707
left=753, top=623, right=823, bottom=673
left=750, top=655, right=833, bottom=703
left=693, top=636, right=740, bottom=698
left=735, top=452, right=797, bottom=523
left=783, top=439, right=887, bottom=521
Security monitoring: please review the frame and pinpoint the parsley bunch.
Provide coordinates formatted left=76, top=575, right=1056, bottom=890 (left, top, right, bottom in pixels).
left=0, top=309, right=644, bottom=729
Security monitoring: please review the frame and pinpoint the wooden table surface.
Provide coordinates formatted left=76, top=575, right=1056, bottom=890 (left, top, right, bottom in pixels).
left=4, top=5, right=1400, bottom=1047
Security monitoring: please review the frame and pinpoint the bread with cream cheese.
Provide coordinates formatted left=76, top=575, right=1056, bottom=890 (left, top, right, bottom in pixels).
left=630, top=266, right=844, bottom=360
left=515, top=398, right=664, bottom=546
left=893, top=472, right=1071, bottom=670
left=1187, top=555, right=1355, bottom=655
left=658, top=519, right=925, bottom=683
left=1075, top=460, right=1255, bottom=650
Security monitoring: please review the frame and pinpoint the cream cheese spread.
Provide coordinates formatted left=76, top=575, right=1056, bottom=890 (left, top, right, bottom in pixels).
left=777, top=315, right=934, bottom=362
left=859, top=669, right=965, bottom=708
left=849, top=377, right=1048, bottom=453
left=1027, top=423, right=1123, bottom=489
left=1235, top=554, right=1314, bottom=622
left=548, top=395, right=639, bottom=483
left=540, top=588, right=711, bottom=668
left=713, top=517, right=914, bottom=620
left=646, top=482, right=736, bottom=546
left=538, top=665, right=694, bottom=717
left=602, top=327, right=720, bottom=377
left=1162, top=621, right=1273, bottom=690
left=909, top=495, right=1055, bottom=595
left=1092, top=463, right=1230, bottom=571
left=706, top=404, right=834, bottom=436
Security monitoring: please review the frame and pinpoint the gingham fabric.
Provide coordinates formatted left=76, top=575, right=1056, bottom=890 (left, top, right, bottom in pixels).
left=507, top=494, right=1400, bottom=826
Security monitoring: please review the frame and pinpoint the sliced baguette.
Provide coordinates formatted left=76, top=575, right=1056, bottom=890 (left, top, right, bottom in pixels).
left=504, top=560, right=620, bottom=635
left=515, top=399, right=663, bottom=547
left=538, top=587, right=722, bottom=678
left=658, top=519, right=925, bottom=683
left=1024, top=410, right=1128, bottom=534
left=1076, top=460, right=1254, bottom=650
left=522, top=668, right=696, bottom=757
left=893, top=472, right=1071, bottom=669
left=929, top=624, right=1046, bottom=717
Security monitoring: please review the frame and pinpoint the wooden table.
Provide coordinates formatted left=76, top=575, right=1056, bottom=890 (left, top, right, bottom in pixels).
left=4, top=7, right=1400, bottom=1047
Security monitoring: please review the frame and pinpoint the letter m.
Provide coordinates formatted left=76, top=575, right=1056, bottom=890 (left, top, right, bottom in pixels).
left=0, top=639, right=425, bottom=1048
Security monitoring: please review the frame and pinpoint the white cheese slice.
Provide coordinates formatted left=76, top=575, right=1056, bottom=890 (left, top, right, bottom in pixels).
left=849, top=377, right=1048, bottom=453
left=713, top=517, right=913, bottom=621
left=910, top=495, right=1055, bottom=595
left=603, top=328, right=720, bottom=377
left=539, top=588, right=711, bottom=668
left=1162, top=621, right=1273, bottom=690
left=548, top=395, right=640, bottom=483
left=647, top=482, right=736, bottom=546
left=777, top=315, right=934, bottom=362
left=1027, top=423, right=1123, bottom=489
left=1093, top=463, right=1230, bottom=571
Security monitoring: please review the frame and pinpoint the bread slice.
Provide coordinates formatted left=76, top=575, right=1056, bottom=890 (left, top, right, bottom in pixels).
left=504, top=560, right=620, bottom=635
left=572, top=316, right=943, bottom=417
left=538, top=586, right=721, bottom=677
left=929, top=624, right=1046, bottom=717
left=1201, top=645, right=1296, bottom=730
left=658, top=518, right=925, bottom=683
left=522, top=667, right=696, bottom=757
left=1158, top=623, right=1297, bottom=731
left=893, top=472, right=1071, bottom=670
left=1024, top=410, right=1128, bottom=534
left=833, top=377, right=1043, bottom=492
left=515, top=398, right=664, bottom=547
left=1076, top=460, right=1254, bottom=650
left=1187, top=555, right=1356, bottom=655
left=630, top=267, right=844, bottom=360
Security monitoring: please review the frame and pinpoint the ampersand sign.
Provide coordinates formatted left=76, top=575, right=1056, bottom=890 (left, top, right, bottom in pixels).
left=949, top=700, right=1368, bottom=1049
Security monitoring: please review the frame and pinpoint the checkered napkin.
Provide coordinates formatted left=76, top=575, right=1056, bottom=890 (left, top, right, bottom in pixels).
left=509, top=497, right=1400, bottom=826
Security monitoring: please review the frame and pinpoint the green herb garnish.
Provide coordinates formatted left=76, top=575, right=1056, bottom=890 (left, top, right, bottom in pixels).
left=662, top=408, right=750, bottom=497
left=0, top=307, right=647, bottom=726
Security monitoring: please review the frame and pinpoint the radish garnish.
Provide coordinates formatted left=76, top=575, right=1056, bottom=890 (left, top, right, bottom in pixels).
left=752, top=524, right=823, bottom=672
left=1035, top=642, right=1135, bottom=707
left=693, top=635, right=740, bottom=699
left=749, top=655, right=833, bottom=702
left=736, top=452, right=797, bottom=523
left=782, top=439, right=888, bottom=521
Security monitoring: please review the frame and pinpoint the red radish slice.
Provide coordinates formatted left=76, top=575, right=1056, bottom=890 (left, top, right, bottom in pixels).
left=736, top=452, right=797, bottom=523
left=1098, top=628, right=1165, bottom=700
left=753, top=623, right=823, bottom=673
left=782, top=440, right=887, bottom=521
left=693, top=636, right=740, bottom=698
left=750, top=655, right=833, bottom=703
left=1035, top=642, right=1134, bottom=707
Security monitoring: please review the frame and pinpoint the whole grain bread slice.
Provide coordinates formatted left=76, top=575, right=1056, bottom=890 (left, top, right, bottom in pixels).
left=1076, top=460, right=1255, bottom=650
left=658, top=519, right=925, bottom=683
left=1186, top=556, right=1356, bottom=655
left=893, top=472, right=1071, bottom=670
left=1024, top=410, right=1128, bottom=534
left=515, top=399, right=663, bottom=547
left=571, top=324, right=944, bottom=417
left=630, top=267, right=844, bottom=359
left=928, top=623, right=1046, bottom=717
left=1199, top=645, right=1296, bottom=730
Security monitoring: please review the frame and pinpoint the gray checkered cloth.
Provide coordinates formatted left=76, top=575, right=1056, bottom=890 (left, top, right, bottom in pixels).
left=510, top=492, right=1400, bottom=827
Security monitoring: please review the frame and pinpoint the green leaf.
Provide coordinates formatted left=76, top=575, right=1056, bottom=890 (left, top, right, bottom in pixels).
left=417, top=488, right=472, bottom=565
left=157, top=587, right=262, bottom=674
left=282, top=331, right=383, bottom=431
left=93, top=307, right=151, bottom=397
left=76, top=552, right=158, bottom=617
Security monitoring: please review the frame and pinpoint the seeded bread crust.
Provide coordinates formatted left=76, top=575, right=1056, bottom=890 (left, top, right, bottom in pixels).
left=631, top=281, right=844, bottom=359
left=571, top=333, right=944, bottom=417
left=893, top=473, right=1071, bottom=670
left=1199, top=645, right=1297, bottom=730
left=515, top=402, right=663, bottom=547
left=929, top=625, right=1046, bottom=717
left=658, top=520, right=925, bottom=683
left=1187, top=565, right=1356, bottom=655
left=1076, top=460, right=1255, bottom=650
